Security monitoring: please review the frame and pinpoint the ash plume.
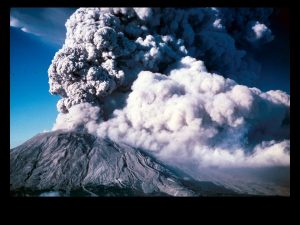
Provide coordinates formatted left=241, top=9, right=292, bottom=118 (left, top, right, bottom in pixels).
left=49, top=8, right=289, bottom=169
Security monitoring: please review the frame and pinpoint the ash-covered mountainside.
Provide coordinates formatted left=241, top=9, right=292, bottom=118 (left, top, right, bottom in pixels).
left=10, top=130, right=237, bottom=196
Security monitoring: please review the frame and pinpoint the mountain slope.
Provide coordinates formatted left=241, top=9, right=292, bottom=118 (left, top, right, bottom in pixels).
left=10, top=130, right=238, bottom=196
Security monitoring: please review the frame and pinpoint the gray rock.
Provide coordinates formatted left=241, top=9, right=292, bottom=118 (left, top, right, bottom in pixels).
left=10, top=130, right=199, bottom=196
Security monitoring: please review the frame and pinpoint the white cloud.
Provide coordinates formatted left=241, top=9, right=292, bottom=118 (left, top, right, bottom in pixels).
left=10, top=8, right=75, bottom=45
left=252, top=21, right=269, bottom=39
left=49, top=8, right=289, bottom=171
left=10, top=16, right=21, bottom=27
left=20, top=27, right=30, bottom=34
left=53, top=56, right=290, bottom=168
left=245, top=21, right=274, bottom=44
left=10, top=15, right=40, bottom=36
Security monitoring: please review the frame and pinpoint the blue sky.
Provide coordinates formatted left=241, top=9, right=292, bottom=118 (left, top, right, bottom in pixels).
left=10, top=8, right=76, bottom=45
left=10, top=8, right=290, bottom=148
left=10, top=27, right=59, bottom=147
left=10, top=8, right=76, bottom=147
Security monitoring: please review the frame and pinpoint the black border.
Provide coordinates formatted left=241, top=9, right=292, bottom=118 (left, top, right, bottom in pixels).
left=3, top=0, right=294, bottom=7
left=1, top=0, right=298, bottom=216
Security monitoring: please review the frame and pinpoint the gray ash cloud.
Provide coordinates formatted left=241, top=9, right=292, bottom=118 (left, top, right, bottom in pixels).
left=48, top=8, right=289, bottom=169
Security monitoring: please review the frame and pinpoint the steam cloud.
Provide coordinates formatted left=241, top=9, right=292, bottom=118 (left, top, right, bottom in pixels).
left=49, top=8, right=289, bottom=169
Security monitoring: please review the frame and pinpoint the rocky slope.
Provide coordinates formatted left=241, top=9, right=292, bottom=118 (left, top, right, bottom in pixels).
left=10, top=130, right=237, bottom=197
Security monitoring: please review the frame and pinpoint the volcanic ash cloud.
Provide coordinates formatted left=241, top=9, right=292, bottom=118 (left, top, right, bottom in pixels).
left=49, top=8, right=289, bottom=169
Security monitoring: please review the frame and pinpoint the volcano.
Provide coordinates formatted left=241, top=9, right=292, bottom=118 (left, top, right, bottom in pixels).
left=10, top=130, right=238, bottom=197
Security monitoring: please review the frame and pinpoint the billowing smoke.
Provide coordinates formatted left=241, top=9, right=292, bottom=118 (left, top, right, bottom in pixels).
left=49, top=8, right=289, bottom=169
left=49, top=7, right=274, bottom=113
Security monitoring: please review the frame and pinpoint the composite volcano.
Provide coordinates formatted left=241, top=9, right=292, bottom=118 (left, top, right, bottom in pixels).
left=10, top=130, right=239, bottom=197
left=10, top=7, right=290, bottom=197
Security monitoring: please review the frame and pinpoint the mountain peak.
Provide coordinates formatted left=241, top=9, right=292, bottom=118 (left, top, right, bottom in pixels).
left=10, top=130, right=238, bottom=196
left=10, top=130, right=193, bottom=196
